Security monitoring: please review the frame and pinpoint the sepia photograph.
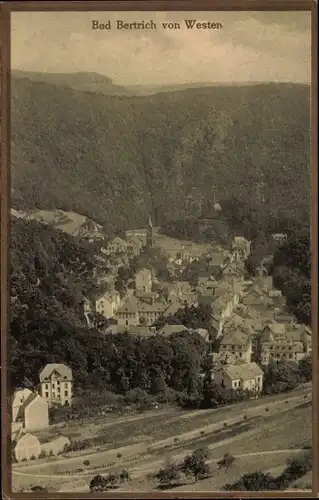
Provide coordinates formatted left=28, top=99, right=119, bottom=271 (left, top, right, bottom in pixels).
left=1, top=2, right=317, bottom=496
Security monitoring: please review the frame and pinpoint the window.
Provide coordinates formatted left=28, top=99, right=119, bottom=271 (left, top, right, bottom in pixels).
left=45, top=384, right=48, bottom=389
left=52, top=383, right=55, bottom=389
left=57, top=387, right=61, bottom=393
left=234, top=381, right=237, bottom=388
left=45, top=392, right=49, bottom=398
left=64, top=390, right=68, bottom=397
left=64, top=383, right=68, bottom=388
left=52, top=392, right=56, bottom=398
left=57, top=380, right=60, bottom=385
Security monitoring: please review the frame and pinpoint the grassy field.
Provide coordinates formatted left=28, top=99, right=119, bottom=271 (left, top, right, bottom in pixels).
left=12, top=387, right=312, bottom=493
left=153, top=231, right=210, bottom=258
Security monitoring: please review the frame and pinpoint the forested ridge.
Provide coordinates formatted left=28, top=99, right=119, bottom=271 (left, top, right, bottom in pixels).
left=12, top=77, right=310, bottom=235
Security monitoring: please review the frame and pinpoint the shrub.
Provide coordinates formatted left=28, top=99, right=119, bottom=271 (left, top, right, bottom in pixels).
left=265, top=407, right=269, bottom=412
left=117, top=452, right=122, bottom=459
left=83, top=460, right=90, bottom=466
left=223, top=422, right=227, bottom=428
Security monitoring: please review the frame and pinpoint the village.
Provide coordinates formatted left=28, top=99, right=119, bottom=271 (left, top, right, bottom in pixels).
left=11, top=211, right=312, bottom=473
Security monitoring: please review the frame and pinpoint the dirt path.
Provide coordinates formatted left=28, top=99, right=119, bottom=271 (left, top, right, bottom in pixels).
left=13, top=448, right=304, bottom=481
left=12, top=389, right=310, bottom=476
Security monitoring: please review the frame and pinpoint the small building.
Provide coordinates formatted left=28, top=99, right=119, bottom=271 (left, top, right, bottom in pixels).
left=135, top=268, right=152, bottom=292
left=218, top=328, right=252, bottom=363
left=12, top=388, right=33, bottom=423
left=158, top=324, right=189, bottom=337
left=106, top=325, right=156, bottom=337
left=125, top=229, right=148, bottom=247
left=14, top=433, right=41, bottom=462
left=39, top=363, right=73, bottom=408
left=14, top=392, right=49, bottom=431
left=126, top=235, right=143, bottom=257
left=272, top=233, right=287, bottom=242
left=135, top=290, right=158, bottom=305
left=115, top=296, right=140, bottom=326
left=106, top=237, right=127, bottom=255
left=40, top=436, right=70, bottom=456
left=212, top=361, right=263, bottom=395
left=232, top=236, right=251, bottom=261
left=260, top=323, right=312, bottom=365
left=95, top=291, right=121, bottom=319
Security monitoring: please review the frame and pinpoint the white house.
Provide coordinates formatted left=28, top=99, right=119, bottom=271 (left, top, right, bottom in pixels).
left=39, top=363, right=73, bottom=408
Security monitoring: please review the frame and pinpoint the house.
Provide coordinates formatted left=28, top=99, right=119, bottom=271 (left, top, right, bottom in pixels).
left=242, top=286, right=274, bottom=309
left=95, top=291, right=121, bottom=319
left=232, top=236, right=251, bottom=261
left=115, top=296, right=167, bottom=326
left=158, top=324, right=189, bottom=337
left=126, top=235, right=143, bottom=257
left=39, top=363, right=73, bottom=408
left=218, top=328, right=252, bottom=363
left=212, top=361, right=263, bottom=395
left=13, top=433, right=41, bottom=462
left=125, top=228, right=148, bottom=247
left=162, top=299, right=184, bottom=318
left=272, top=233, right=287, bottom=242
left=14, top=392, right=49, bottom=431
left=106, top=325, right=157, bottom=337
left=135, top=268, right=152, bottom=292
left=222, top=261, right=245, bottom=281
left=40, top=436, right=70, bottom=456
left=135, top=290, right=158, bottom=305
left=137, top=300, right=168, bottom=326
left=207, top=254, right=226, bottom=277
left=115, top=297, right=140, bottom=326
left=259, top=323, right=311, bottom=365
left=12, top=388, right=33, bottom=423
left=106, top=237, right=128, bottom=255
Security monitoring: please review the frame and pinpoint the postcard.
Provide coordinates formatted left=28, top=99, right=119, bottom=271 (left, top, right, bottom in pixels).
left=1, top=1, right=317, bottom=497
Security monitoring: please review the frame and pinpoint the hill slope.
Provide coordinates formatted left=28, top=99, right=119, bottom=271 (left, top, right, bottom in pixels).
left=12, top=70, right=133, bottom=96
left=11, top=78, right=311, bottom=235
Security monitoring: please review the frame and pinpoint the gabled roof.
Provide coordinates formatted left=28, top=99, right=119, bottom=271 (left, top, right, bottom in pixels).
left=220, top=328, right=250, bottom=346
left=117, top=296, right=139, bottom=314
left=16, top=392, right=47, bottom=420
left=222, top=362, right=263, bottom=381
left=106, top=325, right=156, bottom=337
left=126, top=235, right=143, bottom=246
left=159, top=324, right=189, bottom=336
left=109, top=236, right=127, bottom=246
left=39, top=363, right=73, bottom=382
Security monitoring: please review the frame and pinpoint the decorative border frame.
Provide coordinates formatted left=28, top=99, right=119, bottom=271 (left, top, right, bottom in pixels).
left=1, top=1, right=317, bottom=498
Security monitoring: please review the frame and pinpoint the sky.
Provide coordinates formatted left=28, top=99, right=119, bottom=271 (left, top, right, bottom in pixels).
left=11, top=11, right=311, bottom=85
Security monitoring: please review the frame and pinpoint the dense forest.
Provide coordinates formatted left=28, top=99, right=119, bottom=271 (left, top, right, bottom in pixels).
left=11, top=78, right=310, bottom=235
left=10, top=218, right=102, bottom=388
left=272, top=229, right=312, bottom=326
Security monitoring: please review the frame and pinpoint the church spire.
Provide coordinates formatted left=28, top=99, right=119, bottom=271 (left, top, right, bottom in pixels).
left=147, top=213, right=153, bottom=248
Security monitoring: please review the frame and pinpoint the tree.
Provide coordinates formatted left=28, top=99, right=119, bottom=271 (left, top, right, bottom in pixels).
left=154, top=460, right=182, bottom=488
left=217, top=452, right=236, bottom=471
left=263, top=360, right=301, bottom=394
left=298, top=356, right=312, bottom=382
left=181, top=447, right=211, bottom=481
left=223, top=471, right=277, bottom=491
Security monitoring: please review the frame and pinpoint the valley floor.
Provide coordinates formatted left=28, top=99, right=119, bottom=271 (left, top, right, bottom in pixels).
left=12, top=386, right=312, bottom=493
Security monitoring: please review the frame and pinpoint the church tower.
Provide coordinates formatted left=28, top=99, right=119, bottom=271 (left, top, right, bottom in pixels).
left=147, top=213, right=153, bottom=249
